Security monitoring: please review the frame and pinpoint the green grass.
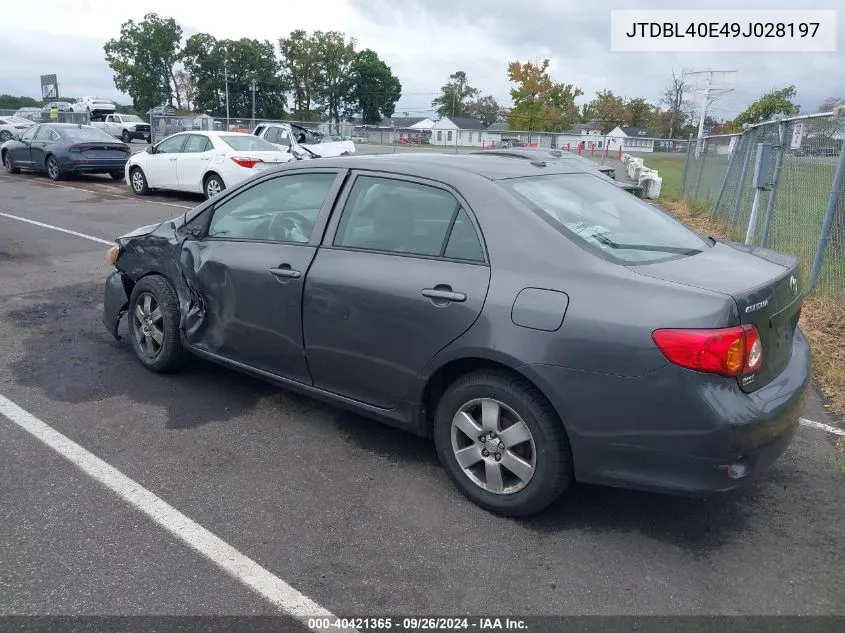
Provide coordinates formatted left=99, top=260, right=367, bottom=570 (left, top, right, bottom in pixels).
left=640, top=156, right=687, bottom=201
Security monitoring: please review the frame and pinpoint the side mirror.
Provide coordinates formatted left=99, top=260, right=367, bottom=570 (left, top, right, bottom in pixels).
left=146, top=145, right=154, bottom=154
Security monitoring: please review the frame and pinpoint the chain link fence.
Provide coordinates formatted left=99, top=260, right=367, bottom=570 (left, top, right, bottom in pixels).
left=0, top=108, right=89, bottom=125
left=679, top=110, right=845, bottom=309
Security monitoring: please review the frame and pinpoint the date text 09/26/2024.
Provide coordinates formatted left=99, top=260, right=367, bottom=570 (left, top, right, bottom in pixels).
left=308, top=617, right=528, bottom=631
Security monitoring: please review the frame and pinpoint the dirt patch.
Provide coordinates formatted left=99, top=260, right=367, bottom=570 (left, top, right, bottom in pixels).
left=661, top=199, right=845, bottom=417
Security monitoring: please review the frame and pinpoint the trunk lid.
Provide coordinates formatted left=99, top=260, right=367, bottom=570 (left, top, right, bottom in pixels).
left=71, top=143, right=130, bottom=159
left=630, top=241, right=803, bottom=392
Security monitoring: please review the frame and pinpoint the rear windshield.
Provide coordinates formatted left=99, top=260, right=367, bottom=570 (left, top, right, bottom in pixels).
left=219, top=135, right=280, bottom=152
left=61, top=126, right=119, bottom=142
left=500, top=173, right=709, bottom=264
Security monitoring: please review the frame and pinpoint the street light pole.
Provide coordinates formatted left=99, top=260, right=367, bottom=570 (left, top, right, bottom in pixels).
left=251, top=80, right=257, bottom=130
left=224, top=58, right=230, bottom=130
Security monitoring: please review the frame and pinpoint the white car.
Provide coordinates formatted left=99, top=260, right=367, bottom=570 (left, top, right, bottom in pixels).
left=0, top=116, right=34, bottom=142
left=70, top=96, right=117, bottom=117
left=125, top=131, right=294, bottom=200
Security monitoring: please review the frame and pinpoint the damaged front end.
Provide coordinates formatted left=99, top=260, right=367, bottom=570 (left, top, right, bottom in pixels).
left=101, top=218, right=190, bottom=342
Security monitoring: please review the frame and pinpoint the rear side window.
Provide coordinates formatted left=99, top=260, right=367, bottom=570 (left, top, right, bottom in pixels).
left=502, top=173, right=709, bottom=264
left=334, top=176, right=484, bottom=261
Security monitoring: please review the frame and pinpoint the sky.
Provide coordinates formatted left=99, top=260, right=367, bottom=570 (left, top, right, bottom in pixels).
left=0, top=0, right=842, bottom=121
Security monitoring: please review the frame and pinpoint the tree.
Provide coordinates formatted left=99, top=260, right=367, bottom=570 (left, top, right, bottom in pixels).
left=312, top=31, right=357, bottom=131
left=466, top=95, right=504, bottom=127
left=173, top=70, right=194, bottom=112
left=507, top=59, right=582, bottom=132
left=346, top=49, right=401, bottom=125
left=431, top=71, right=480, bottom=119
left=734, top=85, right=800, bottom=127
left=279, top=30, right=321, bottom=120
left=0, top=95, right=41, bottom=110
left=625, top=97, right=656, bottom=129
left=819, top=97, right=845, bottom=113
left=182, top=34, right=287, bottom=119
left=659, top=70, right=688, bottom=138
left=104, top=13, right=183, bottom=114
left=586, top=90, right=627, bottom=133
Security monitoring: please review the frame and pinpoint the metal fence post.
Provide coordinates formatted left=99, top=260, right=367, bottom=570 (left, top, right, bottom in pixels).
left=731, top=129, right=755, bottom=229
left=809, top=124, right=845, bottom=289
left=679, top=134, right=694, bottom=197
left=759, top=119, right=787, bottom=248
left=692, top=137, right=709, bottom=200
left=710, top=135, right=739, bottom=218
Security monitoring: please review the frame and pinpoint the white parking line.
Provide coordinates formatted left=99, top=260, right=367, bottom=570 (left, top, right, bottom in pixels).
left=0, top=212, right=113, bottom=245
left=800, top=417, right=845, bottom=436
left=0, top=174, right=193, bottom=209
left=0, top=394, right=356, bottom=631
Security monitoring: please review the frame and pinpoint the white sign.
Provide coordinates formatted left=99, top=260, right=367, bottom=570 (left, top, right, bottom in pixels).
left=790, top=121, right=805, bottom=149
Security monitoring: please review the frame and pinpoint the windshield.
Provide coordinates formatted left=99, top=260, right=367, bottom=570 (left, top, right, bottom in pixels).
left=501, top=173, right=709, bottom=264
left=219, top=135, right=281, bottom=152
left=61, top=126, right=120, bottom=142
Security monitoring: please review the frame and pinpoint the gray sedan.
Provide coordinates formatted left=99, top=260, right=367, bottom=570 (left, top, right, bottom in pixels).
left=101, top=153, right=810, bottom=517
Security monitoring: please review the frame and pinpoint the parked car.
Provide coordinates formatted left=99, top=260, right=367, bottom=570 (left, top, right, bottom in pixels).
left=101, top=153, right=811, bottom=517
left=125, top=130, right=293, bottom=200
left=69, top=96, right=117, bottom=117
left=252, top=122, right=356, bottom=158
left=91, top=113, right=151, bottom=143
left=13, top=107, right=42, bottom=121
left=0, top=116, right=35, bottom=142
left=1, top=123, right=130, bottom=180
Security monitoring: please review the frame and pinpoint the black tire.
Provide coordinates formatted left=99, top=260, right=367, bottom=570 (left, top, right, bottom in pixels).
left=45, top=155, right=63, bottom=181
left=110, top=171, right=124, bottom=181
left=203, top=173, right=225, bottom=200
left=127, top=275, right=186, bottom=373
left=129, top=166, right=149, bottom=195
left=0, top=131, right=12, bottom=142
left=433, top=369, right=573, bottom=517
left=122, top=130, right=131, bottom=143
left=145, top=135, right=151, bottom=144
left=2, top=151, right=19, bottom=174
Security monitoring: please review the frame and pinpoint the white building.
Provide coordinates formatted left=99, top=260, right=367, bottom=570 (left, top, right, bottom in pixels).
left=430, top=116, right=487, bottom=147
left=606, top=126, right=658, bottom=153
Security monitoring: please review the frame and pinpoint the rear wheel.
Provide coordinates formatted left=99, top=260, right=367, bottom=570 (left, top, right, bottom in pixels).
left=0, top=130, right=12, bottom=142
left=3, top=151, right=19, bottom=174
left=128, top=275, right=186, bottom=373
left=433, top=370, right=573, bottom=517
left=204, top=173, right=225, bottom=199
left=45, top=155, right=62, bottom=181
left=122, top=130, right=131, bottom=143
left=129, top=167, right=149, bottom=195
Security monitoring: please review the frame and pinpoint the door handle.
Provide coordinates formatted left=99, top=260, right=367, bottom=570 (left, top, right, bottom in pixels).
left=270, top=265, right=301, bottom=279
left=422, top=287, right=466, bottom=302
left=169, top=157, right=177, bottom=161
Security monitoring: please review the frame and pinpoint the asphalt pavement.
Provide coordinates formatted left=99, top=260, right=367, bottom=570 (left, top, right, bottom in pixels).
left=0, top=169, right=844, bottom=620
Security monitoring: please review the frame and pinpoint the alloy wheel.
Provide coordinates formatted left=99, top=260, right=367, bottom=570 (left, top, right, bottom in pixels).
left=450, top=398, right=537, bottom=494
left=46, top=158, right=59, bottom=180
left=131, top=170, right=145, bottom=192
left=132, top=292, right=165, bottom=358
left=205, top=178, right=222, bottom=198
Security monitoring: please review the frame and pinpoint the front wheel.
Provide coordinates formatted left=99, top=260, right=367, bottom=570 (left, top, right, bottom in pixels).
left=129, top=167, right=149, bottom=195
left=127, top=275, right=186, bottom=373
left=433, top=370, right=573, bottom=517
left=45, top=155, right=63, bottom=181
left=3, top=151, right=19, bottom=174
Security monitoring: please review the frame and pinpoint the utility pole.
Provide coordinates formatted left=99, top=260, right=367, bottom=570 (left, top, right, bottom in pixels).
left=224, top=58, right=230, bottom=130
left=685, top=69, right=736, bottom=154
left=250, top=80, right=257, bottom=129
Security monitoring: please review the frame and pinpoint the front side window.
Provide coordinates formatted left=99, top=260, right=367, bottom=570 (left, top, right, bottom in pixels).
left=207, top=172, right=337, bottom=243
left=155, top=135, right=187, bottom=154
left=501, top=173, right=709, bottom=264
left=334, top=176, right=483, bottom=260
left=20, top=126, right=38, bottom=141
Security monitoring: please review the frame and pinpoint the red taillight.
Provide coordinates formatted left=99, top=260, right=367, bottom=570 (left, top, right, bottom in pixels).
left=230, top=156, right=264, bottom=168
left=68, top=145, right=90, bottom=152
left=652, top=324, right=763, bottom=377
left=14, top=125, right=26, bottom=129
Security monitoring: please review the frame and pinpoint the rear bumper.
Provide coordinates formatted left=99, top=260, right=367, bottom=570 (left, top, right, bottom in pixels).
left=525, top=327, right=812, bottom=495
left=103, top=269, right=130, bottom=340
left=59, top=157, right=129, bottom=174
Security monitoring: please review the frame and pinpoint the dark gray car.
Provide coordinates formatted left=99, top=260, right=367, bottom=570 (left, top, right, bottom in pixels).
left=101, top=153, right=811, bottom=517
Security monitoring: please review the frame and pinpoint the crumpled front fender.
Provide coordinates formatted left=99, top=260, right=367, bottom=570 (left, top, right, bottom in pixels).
left=103, top=270, right=130, bottom=341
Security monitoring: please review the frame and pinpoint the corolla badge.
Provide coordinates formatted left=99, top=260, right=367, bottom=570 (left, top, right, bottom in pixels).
left=789, top=275, right=798, bottom=296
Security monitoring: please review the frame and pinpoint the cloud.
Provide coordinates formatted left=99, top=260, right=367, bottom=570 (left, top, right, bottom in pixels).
left=0, top=0, right=841, bottom=118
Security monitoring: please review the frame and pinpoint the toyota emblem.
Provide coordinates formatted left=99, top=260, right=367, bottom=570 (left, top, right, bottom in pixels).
left=789, top=276, right=798, bottom=296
